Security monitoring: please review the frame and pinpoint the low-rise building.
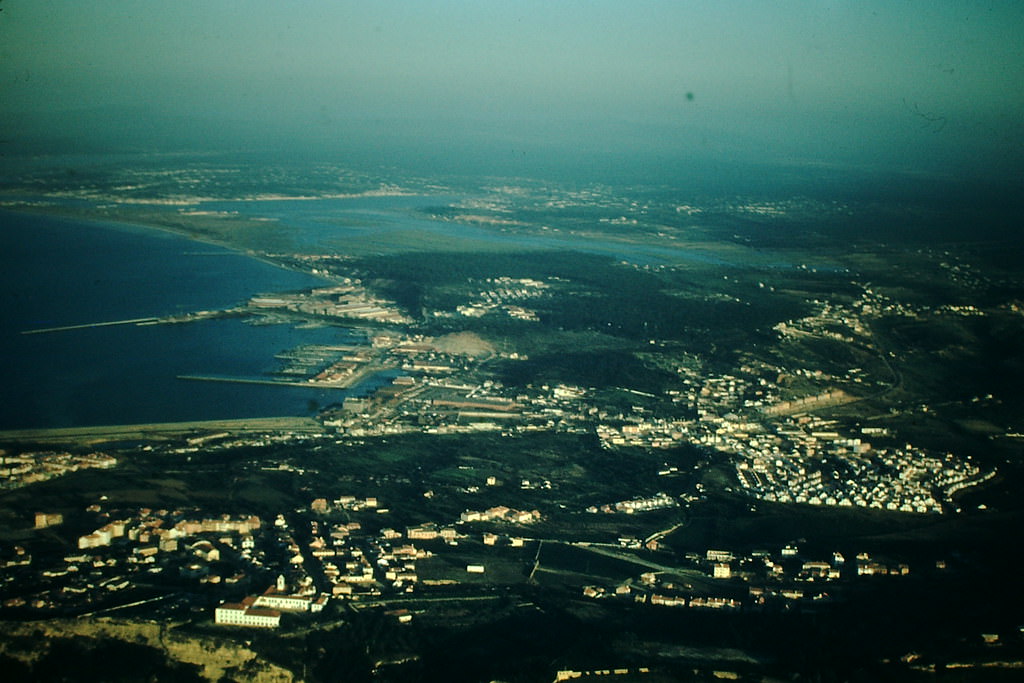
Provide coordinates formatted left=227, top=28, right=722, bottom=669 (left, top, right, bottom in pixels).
left=215, top=597, right=281, bottom=628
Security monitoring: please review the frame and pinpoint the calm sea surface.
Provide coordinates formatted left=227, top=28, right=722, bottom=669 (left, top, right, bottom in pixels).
left=0, top=211, right=382, bottom=430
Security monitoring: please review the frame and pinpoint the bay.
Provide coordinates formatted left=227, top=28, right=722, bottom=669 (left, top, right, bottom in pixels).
left=0, top=211, right=378, bottom=430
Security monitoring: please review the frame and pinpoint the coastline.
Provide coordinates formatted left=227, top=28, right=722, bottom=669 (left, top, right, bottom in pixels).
left=0, top=206, right=353, bottom=434
left=0, top=203, right=338, bottom=285
left=0, top=416, right=323, bottom=446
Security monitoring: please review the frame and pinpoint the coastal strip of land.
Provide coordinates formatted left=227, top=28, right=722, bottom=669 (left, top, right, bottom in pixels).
left=0, top=416, right=323, bottom=445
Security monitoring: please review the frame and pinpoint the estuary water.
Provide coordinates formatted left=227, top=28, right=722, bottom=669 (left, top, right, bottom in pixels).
left=195, top=195, right=731, bottom=266
left=0, top=211, right=381, bottom=430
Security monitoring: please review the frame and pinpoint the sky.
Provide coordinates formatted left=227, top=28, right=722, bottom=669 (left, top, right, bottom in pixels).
left=1, top=1, right=1022, bottom=181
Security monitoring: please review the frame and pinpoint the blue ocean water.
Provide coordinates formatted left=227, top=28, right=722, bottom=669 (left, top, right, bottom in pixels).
left=0, top=211, right=380, bottom=429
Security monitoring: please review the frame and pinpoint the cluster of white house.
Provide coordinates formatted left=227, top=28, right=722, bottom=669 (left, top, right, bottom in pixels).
left=586, top=492, right=678, bottom=515
left=734, top=435, right=991, bottom=514
left=460, top=506, right=542, bottom=524
left=1, top=451, right=117, bottom=489
left=452, top=276, right=550, bottom=321
left=78, top=512, right=261, bottom=550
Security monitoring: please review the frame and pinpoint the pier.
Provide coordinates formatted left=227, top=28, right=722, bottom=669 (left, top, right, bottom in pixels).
left=178, top=364, right=379, bottom=390
left=177, top=375, right=337, bottom=389
left=20, top=309, right=235, bottom=335
left=21, top=317, right=160, bottom=335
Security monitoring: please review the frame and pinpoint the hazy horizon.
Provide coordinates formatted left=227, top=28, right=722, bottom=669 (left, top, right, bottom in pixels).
left=2, top=1, right=1023, bottom=184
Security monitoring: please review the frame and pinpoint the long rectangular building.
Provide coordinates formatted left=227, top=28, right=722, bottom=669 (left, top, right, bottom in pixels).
left=215, top=597, right=281, bottom=628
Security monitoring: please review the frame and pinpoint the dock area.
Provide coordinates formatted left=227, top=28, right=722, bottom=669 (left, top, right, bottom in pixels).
left=178, top=364, right=381, bottom=390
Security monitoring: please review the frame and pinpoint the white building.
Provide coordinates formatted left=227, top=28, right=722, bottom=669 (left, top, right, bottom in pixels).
left=215, top=599, right=281, bottom=628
